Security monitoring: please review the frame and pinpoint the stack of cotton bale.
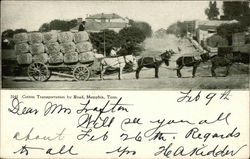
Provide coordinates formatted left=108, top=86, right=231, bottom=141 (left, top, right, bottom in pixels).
left=14, top=30, right=94, bottom=65
left=74, top=31, right=95, bottom=63
left=44, top=31, right=63, bottom=64
left=14, top=32, right=48, bottom=64
left=14, top=33, right=32, bottom=64
left=29, top=32, right=48, bottom=64
left=58, top=31, right=78, bottom=64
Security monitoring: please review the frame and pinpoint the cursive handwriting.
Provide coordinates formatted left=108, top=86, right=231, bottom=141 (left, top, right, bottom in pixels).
left=177, top=90, right=231, bottom=106
left=44, top=101, right=71, bottom=116
left=148, top=131, right=178, bottom=141
left=76, top=98, right=132, bottom=129
left=8, top=97, right=38, bottom=115
left=77, top=128, right=109, bottom=141
left=144, top=118, right=194, bottom=138
left=198, top=112, right=231, bottom=125
left=106, top=146, right=136, bottom=157
left=14, top=144, right=78, bottom=156
left=185, top=127, right=240, bottom=142
left=120, top=132, right=143, bottom=142
left=13, top=145, right=44, bottom=155
left=46, top=145, right=78, bottom=155
left=13, top=127, right=66, bottom=141
left=121, top=117, right=142, bottom=131
left=155, top=143, right=247, bottom=158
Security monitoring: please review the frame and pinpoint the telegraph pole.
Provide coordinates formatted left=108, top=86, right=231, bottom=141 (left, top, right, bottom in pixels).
left=103, top=30, right=106, bottom=57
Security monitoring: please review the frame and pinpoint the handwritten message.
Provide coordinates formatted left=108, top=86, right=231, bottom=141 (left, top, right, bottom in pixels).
left=0, top=90, right=249, bottom=158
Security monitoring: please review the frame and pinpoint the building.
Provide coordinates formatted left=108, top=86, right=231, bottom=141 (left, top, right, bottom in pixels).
left=71, top=13, right=129, bottom=33
left=195, top=20, right=238, bottom=44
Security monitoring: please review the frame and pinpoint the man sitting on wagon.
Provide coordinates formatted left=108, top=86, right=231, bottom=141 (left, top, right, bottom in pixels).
left=110, top=47, right=121, bottom=57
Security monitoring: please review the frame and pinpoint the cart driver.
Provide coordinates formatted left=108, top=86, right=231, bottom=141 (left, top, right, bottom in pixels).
left=110, top=47, right=117, bottom=57
left=110, top=47, right=121, bottom=57
left=78, top=21, right=86, bottom=31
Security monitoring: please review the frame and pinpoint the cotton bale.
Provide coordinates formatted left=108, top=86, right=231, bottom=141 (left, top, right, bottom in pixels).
left=13, top=32, right=28, bottom=44
left=58, top=32, right=73, bottom=43
left=43, top=31, right=58, bottom=44
left=60, top=42, right=76, bottom=54
left=28, top=32, right=43, bottom=44
left=79, top=51, right=95, bottom=63
left=45, top=42, right=61, bottom=54
left=74, top=31, right=89, bottom=43
left=64, top=52, right=78, bottom=64
left=17, top=53, right=32, bottom=64
left=76, top=41, right=93, bottom=53
left=30, top=43, right=45, bottom=55
left=48, top=52, right=64, bottom=64
left=14, top=43, right=30, bottom=55
left=33, top=53, right=48, bottom=63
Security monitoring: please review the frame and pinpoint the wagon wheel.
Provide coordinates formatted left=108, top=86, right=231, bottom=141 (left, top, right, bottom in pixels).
left=27, top=62, right=51, bottom=82
left=73, top=65, right=90, bottom=81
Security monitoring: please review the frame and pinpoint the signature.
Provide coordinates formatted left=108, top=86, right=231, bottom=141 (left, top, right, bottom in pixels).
left=155, top=143, right=247, bottom=157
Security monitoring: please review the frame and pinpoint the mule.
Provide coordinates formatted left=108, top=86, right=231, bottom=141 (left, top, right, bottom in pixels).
left=176, top=52, right=210, bottom=78
left=135, top=51, right=171, bottom=79
left=210, top=53, right=234, bottom=77
left=100, top=55, right=137, bottom=80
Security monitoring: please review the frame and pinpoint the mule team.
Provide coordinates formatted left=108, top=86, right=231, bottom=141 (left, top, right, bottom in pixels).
left=99, top=49, right=234, bottom=80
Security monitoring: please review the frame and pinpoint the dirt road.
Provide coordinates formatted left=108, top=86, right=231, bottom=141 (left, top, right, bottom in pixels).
left=2, top=35, right=249, bottom=89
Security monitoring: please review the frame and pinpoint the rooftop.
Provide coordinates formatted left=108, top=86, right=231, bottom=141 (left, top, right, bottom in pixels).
left=197, top=20, right=238, bottom=30
left=198, top=20, right=238, bottom=27
left=86, top=13, right=124, bottom=20
left=71, top=20, right=128, bottom=32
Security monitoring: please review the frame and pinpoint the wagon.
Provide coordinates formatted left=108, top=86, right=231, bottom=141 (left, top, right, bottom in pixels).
left=26, top=61, right=96, bottom=82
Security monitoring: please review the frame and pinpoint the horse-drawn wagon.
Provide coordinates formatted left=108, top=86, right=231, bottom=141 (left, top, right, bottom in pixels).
left=14, top=31, right=99, bottom=81
left=26, top=61, right=93, bottom=81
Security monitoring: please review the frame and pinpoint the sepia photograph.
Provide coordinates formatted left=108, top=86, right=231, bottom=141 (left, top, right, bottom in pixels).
left=1, top=1, right=249, bottom=89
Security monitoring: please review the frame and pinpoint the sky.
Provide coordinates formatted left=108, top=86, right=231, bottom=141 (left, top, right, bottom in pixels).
left=1, top=1, right=222, bottom=32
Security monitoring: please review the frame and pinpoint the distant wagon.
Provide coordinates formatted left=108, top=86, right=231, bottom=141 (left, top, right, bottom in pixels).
left=232, top=32, right=250, bottom=64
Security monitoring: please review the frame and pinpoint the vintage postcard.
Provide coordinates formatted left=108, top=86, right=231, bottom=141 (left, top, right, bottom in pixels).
left=1, top=1, right=249, bottom=90
left=1, top=0, right=249, bottom=158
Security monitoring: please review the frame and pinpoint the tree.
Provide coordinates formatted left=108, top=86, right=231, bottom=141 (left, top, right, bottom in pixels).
left=2, top=28, right=27, bottom=49
left=223, top=1, right=250, bottom=20
left=2, top=29, right=15, bottom=39
left=118, top=26, right=145, bottom=55
left=129, top=19, right=152, bottom=37
left=39, top=23, right=50, bottom=32
left=89, top=27, right=146, bottom=56
left=39, top=19, right=78, bottom=32
left=14, top=28, right=28, bottom=34
left=166, top=21, right=188, bottom=37
left=205, top=1, right=219, bottom=20
left=89, top=29, right=119, bottom=56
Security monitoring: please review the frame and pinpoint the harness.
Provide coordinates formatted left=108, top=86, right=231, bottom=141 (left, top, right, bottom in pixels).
left=182, top=56, right=195, bottom=65
left=140, top=55, right=162, bottom=66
